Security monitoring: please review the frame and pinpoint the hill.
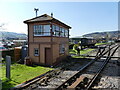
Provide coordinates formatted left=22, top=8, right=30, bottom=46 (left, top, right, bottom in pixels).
left=0, top=31, right=27, bottom=40
left=82, top=31, right=118, bottom=38
left=72, top=31, right=120, bottom=38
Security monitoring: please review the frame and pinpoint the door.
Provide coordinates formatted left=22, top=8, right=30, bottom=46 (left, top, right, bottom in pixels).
left=45, top=48, right=52, bottom=65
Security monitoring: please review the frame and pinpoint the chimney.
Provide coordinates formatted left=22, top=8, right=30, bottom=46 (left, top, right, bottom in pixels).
left=51, top=13, right=53, bottom=18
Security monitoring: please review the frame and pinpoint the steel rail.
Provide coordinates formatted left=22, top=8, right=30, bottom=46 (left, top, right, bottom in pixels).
left=14, top=68, right=62, bottom=89
left=85, top=45, right=120, bottom=90
left=56, top=44, right=117, bottom=89
left=66, top=44, right=119, bottom=90
left=94, top=44, right=117, bottom=60
left=14, top=57, right=81, bottom=89
left=55, top=44, right=117, bottom=89
left=14, top=44, right=117, bottom=90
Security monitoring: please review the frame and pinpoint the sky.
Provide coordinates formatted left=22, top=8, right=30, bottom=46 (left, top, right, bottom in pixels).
left=0, top=1, right=119, bottom=37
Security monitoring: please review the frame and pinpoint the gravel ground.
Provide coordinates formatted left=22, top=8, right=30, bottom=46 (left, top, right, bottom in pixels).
left=20, top=44, right=119, bottom=90
left=93, top=46, right=120, bottom=89
left=23, top=58, right=92, bottom=90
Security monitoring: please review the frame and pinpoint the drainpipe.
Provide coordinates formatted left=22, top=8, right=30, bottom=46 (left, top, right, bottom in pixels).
left=50, top=21, right=53, bottom=65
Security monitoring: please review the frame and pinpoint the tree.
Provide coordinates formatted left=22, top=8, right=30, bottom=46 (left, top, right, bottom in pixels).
left=0, top=23, right=6, bottom=30
left=0, top=23, right=6, bottom=41
left=73, top=44, right=79, bottom=50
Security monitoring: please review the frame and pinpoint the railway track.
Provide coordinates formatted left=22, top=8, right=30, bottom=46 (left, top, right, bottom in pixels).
left=56, top=44, right=119, bottom=90
left=82, top=44, right=119, bottom=90
left=14, top=57, right=91, bottom=89
left=14, top=44, right=119, bottom=90
left=18, top=59, right=91, bottom=89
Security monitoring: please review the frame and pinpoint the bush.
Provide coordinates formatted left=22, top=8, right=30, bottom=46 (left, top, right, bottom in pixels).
left=73, top=44, right=79, bottom=50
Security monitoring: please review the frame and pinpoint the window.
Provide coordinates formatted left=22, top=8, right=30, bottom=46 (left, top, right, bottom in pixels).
left=52, top=25, right=60, bottom=36
left=43, top=25, right=51, bottom=36
left=55, top=25, right=60, bottom=36
left=59, top=27, right=65, bottom=37
left=33, top=25, right=43, bottom=35
left=33, top=25, right=50, bottom=36
left=51, top=24, right=69, bottom=37
left=60, top=44, right=65, bottom=54
left=65, top=29, right=69, bottom=37
left=52, top=25, right=55, bottom=36
left=34, top=48, right=39, bottom=56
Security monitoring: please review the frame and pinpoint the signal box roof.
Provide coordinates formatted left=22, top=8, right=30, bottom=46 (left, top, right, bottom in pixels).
left=24, top=14, right=71, bottom=29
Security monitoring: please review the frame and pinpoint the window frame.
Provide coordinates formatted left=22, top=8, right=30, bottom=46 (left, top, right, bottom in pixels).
left=33, top=25, right=51, bottom=36
left=65, top=29, right=69, bottom=37
left=34, top=48, right=39, bottom=56
left=60, top=27, right=65, bottom=37
left=59, top=44, right=65, bottom=54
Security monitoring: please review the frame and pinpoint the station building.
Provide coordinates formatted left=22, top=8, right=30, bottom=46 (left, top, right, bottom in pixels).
left=24, top=14, right=71, bottom=65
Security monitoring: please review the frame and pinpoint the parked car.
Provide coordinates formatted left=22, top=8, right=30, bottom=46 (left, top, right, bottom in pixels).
left=80, top=37, right=96, bottom=49
left=81, top=37, right=96, bottom=46
left=0, top=46, right=8, bottom=51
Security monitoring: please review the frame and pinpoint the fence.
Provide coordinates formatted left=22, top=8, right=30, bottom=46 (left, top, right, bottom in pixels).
left=2, top=47, right=21, bottom=61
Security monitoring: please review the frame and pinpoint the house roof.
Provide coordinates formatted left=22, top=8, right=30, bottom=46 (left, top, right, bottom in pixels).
left=24, top=14, right=71, bottom=29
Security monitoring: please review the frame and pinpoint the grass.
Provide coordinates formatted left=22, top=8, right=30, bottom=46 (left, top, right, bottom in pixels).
left=69, top=49, right=77, bottom=54
left=69, top=49, right=94, bottom=58
left=95, top=42, right=107, bottom=46
left=1, top=63, right=53, bottom=89
left=1, top=48, right=95, bottom=89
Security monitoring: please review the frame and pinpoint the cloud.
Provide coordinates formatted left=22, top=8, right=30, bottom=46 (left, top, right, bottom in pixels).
left=0, top=18, right=27, bottom=34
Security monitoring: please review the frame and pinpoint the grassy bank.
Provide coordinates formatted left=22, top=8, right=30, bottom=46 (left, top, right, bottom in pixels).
left=69, top=49, right=94, bottom=58
left=1, top=63, right=52, bottom=89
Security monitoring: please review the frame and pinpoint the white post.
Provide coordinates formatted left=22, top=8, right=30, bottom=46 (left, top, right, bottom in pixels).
left=6, top=56, right=11, bottom=79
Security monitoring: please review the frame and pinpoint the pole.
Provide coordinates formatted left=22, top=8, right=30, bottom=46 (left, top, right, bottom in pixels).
left=34, top=8, right=39, bottom=17
left=6, top=56, right=11, bottom=79
left=35, top=10, right=37, bottom=17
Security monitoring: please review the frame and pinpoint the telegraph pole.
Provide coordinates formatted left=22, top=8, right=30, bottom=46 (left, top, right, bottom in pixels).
left=34, top=8, right=39, bottom=17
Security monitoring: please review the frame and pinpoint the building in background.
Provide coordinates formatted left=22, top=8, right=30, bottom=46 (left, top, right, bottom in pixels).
left=24, top=14, right=71, bottom=65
